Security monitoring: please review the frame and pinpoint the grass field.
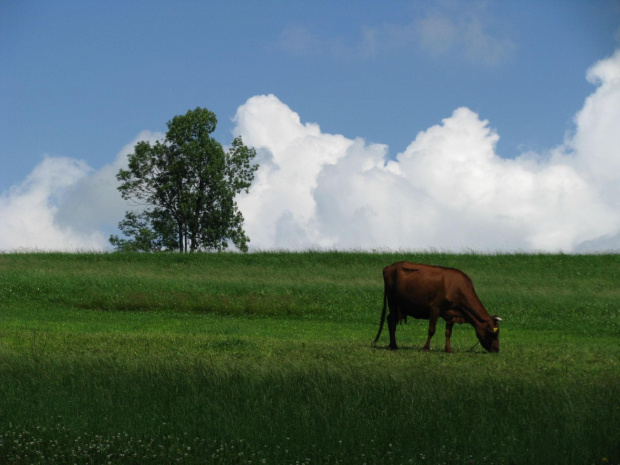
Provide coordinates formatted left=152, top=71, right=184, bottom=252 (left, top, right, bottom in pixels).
left=0, top=251, right=618, bottom=464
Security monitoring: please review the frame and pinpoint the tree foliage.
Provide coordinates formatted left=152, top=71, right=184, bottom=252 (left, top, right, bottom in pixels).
left=110, top=108, right=258, bottom=252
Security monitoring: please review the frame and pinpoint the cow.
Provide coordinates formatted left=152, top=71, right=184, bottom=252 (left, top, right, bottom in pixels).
left=372, top=261, right=501, bottom=353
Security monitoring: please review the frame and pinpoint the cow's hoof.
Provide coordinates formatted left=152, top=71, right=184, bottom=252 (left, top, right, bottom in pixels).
left=389, top=345, right=399, bottom=351
left=423, top=346, right=431, bottom=352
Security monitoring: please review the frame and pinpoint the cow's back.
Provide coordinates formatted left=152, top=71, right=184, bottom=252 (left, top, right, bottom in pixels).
left=384, top=261, right=480, bottom=310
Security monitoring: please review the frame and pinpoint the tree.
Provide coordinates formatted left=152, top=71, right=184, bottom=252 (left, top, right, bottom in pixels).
left=110, top=108, right=258, bottom=252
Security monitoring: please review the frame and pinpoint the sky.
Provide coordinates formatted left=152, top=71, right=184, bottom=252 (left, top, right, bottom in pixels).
left=1, top=0, right=620, bottom=252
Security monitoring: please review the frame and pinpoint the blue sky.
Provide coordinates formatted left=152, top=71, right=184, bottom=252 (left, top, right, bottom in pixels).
left=1, top=1, right=620, bottom=252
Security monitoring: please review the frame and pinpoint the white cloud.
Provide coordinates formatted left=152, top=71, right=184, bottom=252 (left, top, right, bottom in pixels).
left=234, top=95, right=354, bottom=248
left=235, top=51, right=620, bottom=252
left=2, top=50, right=620, bottom=253
left=0, top=156, right=106, bottom=251
left=0, top=131, right=162, bottom=252
left=571, top=49, right=620, bottom=190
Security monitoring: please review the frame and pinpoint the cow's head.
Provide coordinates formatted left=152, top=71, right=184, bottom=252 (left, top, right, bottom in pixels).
left=477, top=316, right=502, bottom=353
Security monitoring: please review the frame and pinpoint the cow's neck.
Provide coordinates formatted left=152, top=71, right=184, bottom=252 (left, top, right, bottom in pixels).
left=462, top=302, right=492, bottom=328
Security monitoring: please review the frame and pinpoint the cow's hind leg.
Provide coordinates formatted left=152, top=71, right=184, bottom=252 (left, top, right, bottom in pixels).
left=444, top=321, right=455, bottom=353
left=423, top=312, right=439, bottom=352
left=387, top=311, right=399, bottom=350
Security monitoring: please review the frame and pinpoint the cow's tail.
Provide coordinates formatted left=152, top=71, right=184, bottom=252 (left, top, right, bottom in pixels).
left=371, top=285, right=387, bottom=347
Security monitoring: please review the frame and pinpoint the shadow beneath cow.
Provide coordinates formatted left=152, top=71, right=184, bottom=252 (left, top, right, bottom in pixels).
left=370, top=344, right=488, bottom=354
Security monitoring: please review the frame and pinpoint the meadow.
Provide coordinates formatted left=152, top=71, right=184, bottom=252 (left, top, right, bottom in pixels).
left=0, top=251, right=618, bottom=464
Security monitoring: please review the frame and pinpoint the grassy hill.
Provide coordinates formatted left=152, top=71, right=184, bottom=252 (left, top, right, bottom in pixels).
left=0, top=252, right=618, bottom=464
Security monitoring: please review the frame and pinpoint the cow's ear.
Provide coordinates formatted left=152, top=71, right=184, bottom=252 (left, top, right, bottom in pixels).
left=486, top=323, right=499, bottom=335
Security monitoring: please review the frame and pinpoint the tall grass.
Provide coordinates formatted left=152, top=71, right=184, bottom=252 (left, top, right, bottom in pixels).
left=0, top=252, right=618, bottom=464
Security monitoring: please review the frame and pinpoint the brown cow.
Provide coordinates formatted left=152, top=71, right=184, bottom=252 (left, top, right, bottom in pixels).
left=372, top=262, right=501, bottom=353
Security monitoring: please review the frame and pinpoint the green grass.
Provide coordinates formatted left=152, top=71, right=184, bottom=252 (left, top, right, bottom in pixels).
left=0, top=252, right=618, bottom=464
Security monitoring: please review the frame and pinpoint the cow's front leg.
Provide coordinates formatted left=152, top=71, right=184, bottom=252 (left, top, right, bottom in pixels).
left=387, top=311, right=399, bottom=350
left=423, top=313, right=439, bottom=352
left=444, top=321, right=455, bottom=353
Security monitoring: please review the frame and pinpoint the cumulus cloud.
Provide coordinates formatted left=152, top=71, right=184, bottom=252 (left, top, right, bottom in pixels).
left=2, top=51, right=619, bottom=253
left=233, top=95, right=354, bottom=248
left=235, top=51, right=620, bottom=252
left=570, top=49, right=620, bottom=190
left=0, top=156, right=106, bottom=251
left=0, top=131, right=162, bottom=251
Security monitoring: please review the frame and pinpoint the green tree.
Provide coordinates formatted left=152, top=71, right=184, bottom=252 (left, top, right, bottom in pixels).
left=110, top=108, right=258, bottom=252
